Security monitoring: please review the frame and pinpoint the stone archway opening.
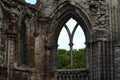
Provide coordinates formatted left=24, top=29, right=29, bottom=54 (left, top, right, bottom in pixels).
left=57, top=18, right=86, bottom=69
left=47, top=3, right=92, bottom=80
left=49, top=16, right=89, bottom=80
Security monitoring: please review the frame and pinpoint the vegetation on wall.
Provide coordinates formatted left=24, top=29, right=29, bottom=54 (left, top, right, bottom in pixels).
left=57, top=48, right=86, bottom=69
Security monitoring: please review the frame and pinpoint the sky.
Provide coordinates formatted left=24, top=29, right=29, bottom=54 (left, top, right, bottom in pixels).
left=25, top=0, right=37, bottom=4
left=25, top=0, right=86, bottom=50
left=58, top=18, right=85, bottom=50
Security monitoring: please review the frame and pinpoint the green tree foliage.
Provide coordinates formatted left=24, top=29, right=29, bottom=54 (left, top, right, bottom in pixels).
left=73, top=49, right=86, bottom=68
left=57, top=48, right=86, bottom=69
left=57, top=49, right=70, bottom=69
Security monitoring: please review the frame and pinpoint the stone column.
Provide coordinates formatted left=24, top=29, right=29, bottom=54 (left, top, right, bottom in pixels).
left=5, top=12, right=18, bottom=80
left=44, top=44, right=58, bottom=80
left=114, top=44, right=120, bottom=80
left=88, top=28, right=113, bottom=80
left=35, top=36, right=43, bottom=80
left=34, top=17, right=50, bottom=80
left=5, top=32, right=17, bottom=80
left=87, top=40, right=112, bottom=80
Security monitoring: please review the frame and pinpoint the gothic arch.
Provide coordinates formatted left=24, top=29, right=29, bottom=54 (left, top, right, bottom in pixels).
left=44, top=2, right=93, bottom=80
left=45, top=1, right=92, bottom=72
left=48, top=2, right=92, bottom=45
left=17, top=10, right=36, bottom=67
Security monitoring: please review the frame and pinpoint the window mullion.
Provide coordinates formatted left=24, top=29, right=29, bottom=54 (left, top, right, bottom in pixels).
left=72, top=23, right=79, bottom=38
left=64, top=24, right=74, bottom=68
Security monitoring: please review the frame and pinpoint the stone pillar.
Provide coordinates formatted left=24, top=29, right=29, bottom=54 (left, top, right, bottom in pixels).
left=88, top=40, right=112, bottom=80
left=87, top=28, right=113, bottom=80
left=4, top=12, right=18, bottom=80
left=44, top=44, right=58, bottom=80
left=114, top=44, right=120, bottom=80
left=34, top=17, right=50, bottom=80
left=5, top=32, right=17, bottom=80
left=35, top=37, right=42, bottom=80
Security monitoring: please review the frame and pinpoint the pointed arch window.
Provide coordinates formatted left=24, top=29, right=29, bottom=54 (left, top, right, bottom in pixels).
left=58, top=18, right=86, bottom=69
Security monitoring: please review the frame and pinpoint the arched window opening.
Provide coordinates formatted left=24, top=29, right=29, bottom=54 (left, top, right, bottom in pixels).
left=25, top=0, right=37, bottom=4
left=20, top=22, right=28, bottom=65
left=57, top=18, right=86, bottom=69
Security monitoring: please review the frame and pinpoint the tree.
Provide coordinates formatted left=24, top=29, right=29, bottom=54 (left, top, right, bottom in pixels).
left=57, top=49, right=70, bottom=69
left=57, top=48, right=86, bottom=69
left=73, top=49, right=86, bottom=68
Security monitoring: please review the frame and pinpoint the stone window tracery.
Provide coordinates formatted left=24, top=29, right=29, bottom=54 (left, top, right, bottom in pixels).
left=58, top=18, right=86, bottom=69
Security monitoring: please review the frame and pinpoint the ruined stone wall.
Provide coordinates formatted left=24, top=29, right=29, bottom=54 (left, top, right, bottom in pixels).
left=0, top=0, right=38, bottom=80
left=0, top=0, right=120, bottom=80
left=36, top=0, right=118, bottom=80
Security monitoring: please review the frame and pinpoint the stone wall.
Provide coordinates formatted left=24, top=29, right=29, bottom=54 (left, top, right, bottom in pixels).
left=0, top=0, right=119, bottom=80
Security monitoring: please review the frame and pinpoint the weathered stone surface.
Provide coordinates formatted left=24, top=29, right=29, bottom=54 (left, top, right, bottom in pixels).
left=0, top=0, right=120, bottom=80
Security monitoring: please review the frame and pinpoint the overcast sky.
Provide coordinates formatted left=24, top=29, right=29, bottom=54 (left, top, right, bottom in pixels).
left=25, top=0, right=86, bottom=50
